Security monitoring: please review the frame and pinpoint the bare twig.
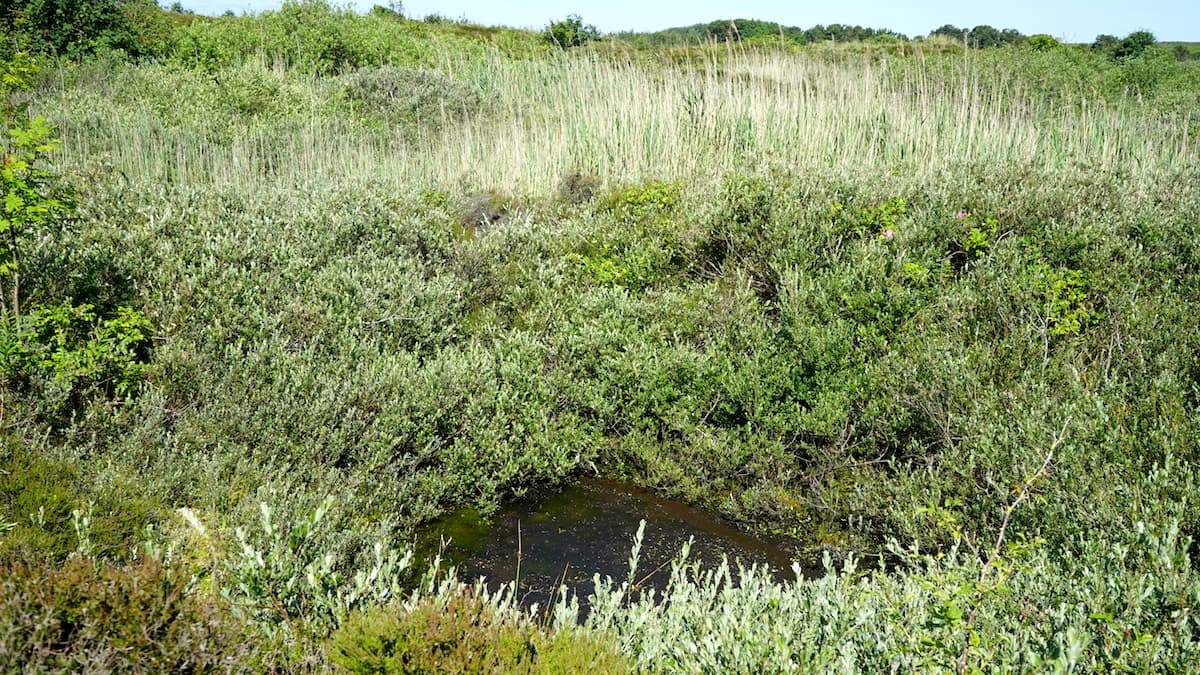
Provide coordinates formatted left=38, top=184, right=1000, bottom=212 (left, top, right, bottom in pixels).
left=633, top=557, right=676, bottom=594
left=360, top=313, right=418, bottom=327
left=957, top=423, right=1064, bottom=674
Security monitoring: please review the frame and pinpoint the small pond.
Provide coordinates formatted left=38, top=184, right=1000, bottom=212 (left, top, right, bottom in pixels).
left=423, top=477, right=815, bottom=607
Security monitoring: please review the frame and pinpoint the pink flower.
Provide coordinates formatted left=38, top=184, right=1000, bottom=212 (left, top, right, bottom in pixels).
left=957, top=211, right=969, bottom=218
left=881, top=229, right=895, bottom=240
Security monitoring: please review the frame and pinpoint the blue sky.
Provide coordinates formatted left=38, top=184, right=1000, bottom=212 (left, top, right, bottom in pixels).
left=181, top=1, right=1199, bottom=43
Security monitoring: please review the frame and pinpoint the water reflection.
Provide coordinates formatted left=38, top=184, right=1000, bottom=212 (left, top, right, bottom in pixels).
left=424, top=477, right=815, bottom=607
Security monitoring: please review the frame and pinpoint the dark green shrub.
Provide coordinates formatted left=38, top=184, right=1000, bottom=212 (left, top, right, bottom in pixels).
left=369, top=2, right=404, bottom=19
left=1, top=0, right=171, bottom=58
left=329, top=592, right=629, bottom=673
left=169, top=0, right=362, bottom=73
left=543, top=15, right=599, bottom=49
left=1025, top=34, right=1062, bottom=52
left=695, top=173, right=777, bottom=284
left=269, top=0, right=355, bottom=74
left=1110, top=47, right=1176, bottom=97
left=718, top=174, right=774, bottom=233
left=1091, top=34, right=1120, bottom=53
left=1113, top=30, right=1156, bottom=60
left=967, top=25, right=1003, bottom=49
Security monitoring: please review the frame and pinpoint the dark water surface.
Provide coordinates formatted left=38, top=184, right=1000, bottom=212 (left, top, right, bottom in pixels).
left=423, top=477, right=815, bottom=607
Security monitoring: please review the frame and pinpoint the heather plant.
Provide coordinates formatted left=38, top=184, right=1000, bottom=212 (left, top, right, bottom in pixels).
left=0, top=555, right=271, bottom=672
left=330, top=592, right=630, bottom=673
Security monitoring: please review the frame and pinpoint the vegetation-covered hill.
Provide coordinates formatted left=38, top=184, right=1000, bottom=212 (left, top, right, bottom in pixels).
left=610, top=18, right=908, bottom=48
left=2, top=1, right=1200, bottom=671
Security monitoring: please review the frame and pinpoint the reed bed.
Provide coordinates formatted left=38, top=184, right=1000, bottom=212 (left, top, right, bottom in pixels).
left=42, top=48, right=1194, bottom=193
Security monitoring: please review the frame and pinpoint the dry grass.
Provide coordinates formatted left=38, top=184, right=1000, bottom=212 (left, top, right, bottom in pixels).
left=43, top=48, right=1195, bottom=194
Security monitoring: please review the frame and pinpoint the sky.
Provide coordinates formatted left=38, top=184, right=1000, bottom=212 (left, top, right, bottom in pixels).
left=181, top=1, right=1199, bottom=43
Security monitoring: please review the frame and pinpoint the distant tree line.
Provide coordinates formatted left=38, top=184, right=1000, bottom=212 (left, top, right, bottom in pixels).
left=928, top=24, right=1026, bottom=48
left=612, top=19, right=909, bottom=48
left=925, top=24, right=1164, bottom=58
left=0, top=0, right=1181, bottom=65
left=698, top=19, right=907, bottom=44
left=614, top=20, right=1176, bottom=62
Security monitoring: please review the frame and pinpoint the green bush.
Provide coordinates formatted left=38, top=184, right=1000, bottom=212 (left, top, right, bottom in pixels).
left=329, top=591, right=629, bottom=674
left=2, top=51, right=70, bottom=320
left=167, top=1, right=540, bottom=72
left=831, top=195, right=907, bottom=239
left=1027, top=263, right=1098, bottom=337
left=1109, top=47, right=1176, bottom=97
left=1113, top=30, right=1156, bottom=60
left=543, top=15, right=599, bottom=49
left=565, top=180, right=690, bottom=289
left=601, top=180, right=683, bottom=224
left=1025, top=34, right=1063, bottom=51
left=0, top=302, right=154, bottom=411
left=950, top=209, right=999, bottom=267
left=1, top=0, right=171, bottom=58
left=342, top=65, right=485, bottom=135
